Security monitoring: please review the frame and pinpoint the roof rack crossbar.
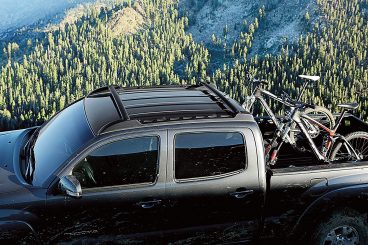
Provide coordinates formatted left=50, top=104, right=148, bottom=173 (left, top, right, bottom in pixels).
left=109, top=85, right=130, bottom=121
left=201, top=82, right=239, bottom=115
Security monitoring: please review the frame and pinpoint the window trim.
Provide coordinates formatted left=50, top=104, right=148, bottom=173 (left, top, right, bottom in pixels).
left=173, top=131, right=248, bottom=183
left=72, top=135, right=161, bottom=191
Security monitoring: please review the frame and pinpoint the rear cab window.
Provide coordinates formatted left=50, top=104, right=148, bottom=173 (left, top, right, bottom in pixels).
left=174, top=132, right=247, bottom=180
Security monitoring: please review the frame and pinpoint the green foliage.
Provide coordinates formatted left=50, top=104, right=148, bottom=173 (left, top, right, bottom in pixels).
left=0, top=0, right=367, bottom=130
left=212, top=0, right=368, bottom=118
left=305, top=11, right=310, bottom=22
left=0, top=1, right=208, bottom=130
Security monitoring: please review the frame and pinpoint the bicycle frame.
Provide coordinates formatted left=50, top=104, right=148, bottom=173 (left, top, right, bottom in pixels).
left=293, top=110, right=362, bottom=161
left=245, top=87, right=295, bottom=143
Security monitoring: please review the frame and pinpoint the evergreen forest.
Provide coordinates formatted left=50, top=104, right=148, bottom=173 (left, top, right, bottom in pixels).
left=0, top=0, right=367, bottom=130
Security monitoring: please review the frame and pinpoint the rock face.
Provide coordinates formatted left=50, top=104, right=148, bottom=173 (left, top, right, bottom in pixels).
left=45, top=2, right=146, bottom=36
left=180, top=0, right=317, bottom=55
left=0, top=0, right=147, bottom=44
left=250, top=0, right=317, bottom=56
left=107, top=4, right=146, bottom=37
left=45, top=2, right=111, bottom=32
left=182, top=0, right=261, bottom=44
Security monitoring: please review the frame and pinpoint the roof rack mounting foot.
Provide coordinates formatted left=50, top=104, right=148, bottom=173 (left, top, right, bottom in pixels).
left=109, top=85, right=130, bottom=121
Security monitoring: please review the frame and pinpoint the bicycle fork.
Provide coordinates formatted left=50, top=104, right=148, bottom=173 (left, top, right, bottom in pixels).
left=268, top=141, right=285, bottom=165
left=266, top=124, right=292, bottom=165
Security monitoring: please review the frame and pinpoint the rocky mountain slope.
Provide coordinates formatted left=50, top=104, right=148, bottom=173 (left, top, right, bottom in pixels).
left=1, top=0, right=317, bottom=56
left=1, top=0, right=367, bottom=130
left=180, top=0, right=318, bottom=55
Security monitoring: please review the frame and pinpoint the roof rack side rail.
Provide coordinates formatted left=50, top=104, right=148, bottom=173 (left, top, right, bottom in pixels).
left=201, top=82, right=240, bottom=115
left=109, top=85, right=130, bottom=121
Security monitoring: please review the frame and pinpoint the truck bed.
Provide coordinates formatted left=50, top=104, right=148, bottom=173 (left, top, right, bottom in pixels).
left=256, top=114, right=368, bottom=239
left=255, top=114, right=368, bottom=168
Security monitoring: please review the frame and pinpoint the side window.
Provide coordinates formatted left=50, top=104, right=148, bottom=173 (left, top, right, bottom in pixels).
left=73, top=136, right=159, bottom=188
left=175, top=132, right=246, bottom=180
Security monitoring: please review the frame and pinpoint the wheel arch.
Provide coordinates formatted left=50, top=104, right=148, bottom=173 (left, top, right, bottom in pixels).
left=0, top=220, right=40, bottom=243
left=290, top=184, right=368, bottom=241
left=0, top=209, right=41, bottom=243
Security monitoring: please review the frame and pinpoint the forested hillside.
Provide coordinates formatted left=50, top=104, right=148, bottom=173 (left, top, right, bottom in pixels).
left=0, top=0, right=367, bottom=130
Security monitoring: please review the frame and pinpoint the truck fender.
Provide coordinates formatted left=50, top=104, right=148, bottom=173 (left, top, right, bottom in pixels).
left=0, top=209, right=41, bottom=244
left=291, top=183, right=368, bottom=238
left=0, top=220, right=41, bottom=243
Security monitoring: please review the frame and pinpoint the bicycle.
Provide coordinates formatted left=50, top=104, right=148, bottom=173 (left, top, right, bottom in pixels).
left=265, top=93, right=368, bottom=166
left=243, top=74, right=368, bottom=165
left=243, top=74, right=335, bottom=145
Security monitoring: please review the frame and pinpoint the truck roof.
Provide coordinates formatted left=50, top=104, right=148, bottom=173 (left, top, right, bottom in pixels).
left=84, top=84, right=250, bottom=135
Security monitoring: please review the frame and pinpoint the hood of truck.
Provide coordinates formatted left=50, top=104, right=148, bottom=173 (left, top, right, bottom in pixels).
left=0, top=129, right=30, bottom=194
left=0, top=128, right=47, bottom=214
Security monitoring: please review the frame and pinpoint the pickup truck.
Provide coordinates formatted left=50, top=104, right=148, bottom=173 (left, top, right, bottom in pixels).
left=0, top=83, right=367, bottom=245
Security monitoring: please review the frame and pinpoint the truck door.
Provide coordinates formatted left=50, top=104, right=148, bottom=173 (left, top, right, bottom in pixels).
left=165, top=127, right=263, bottom=244
left=45, top=132, right=167, bottom=243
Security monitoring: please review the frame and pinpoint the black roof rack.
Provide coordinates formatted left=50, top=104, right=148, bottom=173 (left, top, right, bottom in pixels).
left=85, top=83, right=244, bottom=135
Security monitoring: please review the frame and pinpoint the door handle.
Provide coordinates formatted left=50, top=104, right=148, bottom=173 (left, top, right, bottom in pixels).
left=230, top=189, right=254, bottom=199
left=137, top=199, right=162, bottom=209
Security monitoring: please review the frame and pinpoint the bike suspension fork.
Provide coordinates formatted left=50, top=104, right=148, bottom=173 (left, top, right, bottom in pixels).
left=269, top=141, right=285, bottom=165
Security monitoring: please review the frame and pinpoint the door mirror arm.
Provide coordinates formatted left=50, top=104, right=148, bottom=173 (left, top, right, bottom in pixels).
left=59, top=175, right=82, bottom=198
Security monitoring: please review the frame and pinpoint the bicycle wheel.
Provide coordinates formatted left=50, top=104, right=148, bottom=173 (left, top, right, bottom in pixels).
left=330, top=131, right=368, bottom=161
left=289, top=106, right=335, bottom=144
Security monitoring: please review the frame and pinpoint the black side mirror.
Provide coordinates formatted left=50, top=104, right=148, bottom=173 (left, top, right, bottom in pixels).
left=59, top=175, right=82, bottom=198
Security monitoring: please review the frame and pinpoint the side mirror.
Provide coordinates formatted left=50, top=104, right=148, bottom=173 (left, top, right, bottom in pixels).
left=59, top=175, right=82, bottom=198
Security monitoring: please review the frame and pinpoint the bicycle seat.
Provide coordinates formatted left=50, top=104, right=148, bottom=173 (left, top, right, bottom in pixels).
left=298, top=75, right=320, bottom=82
left=337, top=103, right=359, bottom=110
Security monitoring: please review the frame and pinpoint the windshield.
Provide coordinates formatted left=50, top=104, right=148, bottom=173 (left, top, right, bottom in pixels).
left=27, top=100, right=94, bottom=186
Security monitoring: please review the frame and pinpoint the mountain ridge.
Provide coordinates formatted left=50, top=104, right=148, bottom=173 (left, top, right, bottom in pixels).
left=0, top=0, right=367, bottom=130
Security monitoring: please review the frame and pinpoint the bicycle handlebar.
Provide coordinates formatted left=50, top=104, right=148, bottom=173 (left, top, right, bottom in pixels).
left=247, top=72, right=316, bottom=110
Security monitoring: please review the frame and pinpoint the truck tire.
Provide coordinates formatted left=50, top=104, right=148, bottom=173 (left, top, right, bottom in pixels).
left=309, top=209, right=368, bottom=245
